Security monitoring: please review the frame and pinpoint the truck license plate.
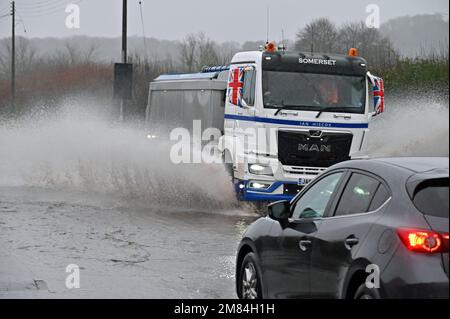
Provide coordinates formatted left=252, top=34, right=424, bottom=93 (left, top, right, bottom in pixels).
left=298, top=178, right=311, bottom=186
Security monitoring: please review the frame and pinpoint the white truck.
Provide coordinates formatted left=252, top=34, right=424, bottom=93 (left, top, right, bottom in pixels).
left=146, top=45, right=385, bottom=202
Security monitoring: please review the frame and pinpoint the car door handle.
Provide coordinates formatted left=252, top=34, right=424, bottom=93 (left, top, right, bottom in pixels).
left=299, top=239, right=312, bottom=252
left=345, top=236, right=360, bottom=249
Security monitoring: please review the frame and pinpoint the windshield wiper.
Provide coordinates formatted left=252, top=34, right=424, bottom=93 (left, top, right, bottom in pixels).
left=273, top=100, right=286, bottom=116
left=273, top=101, right=307, bottom=116
left=315, top=107, right=353, bottom=119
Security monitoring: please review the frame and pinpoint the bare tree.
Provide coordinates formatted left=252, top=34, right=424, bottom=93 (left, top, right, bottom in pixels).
left=64, top=42, right=80, bottom=65
left=82, top=43, right=99, bottom=63
left=218, top=41, right=241, bottom=65
left=338, top=22, right=363, bottom=51
left=48, top=49, right=72, bottom=67
left=179, top=33, right=223, bottom=71
left=46, top=41, right=98, bottom=67
left=179, top=34, right=198, bottom=72
left=196, top=33, right=220, bottom=69
left=338, top=22, right=382, bottom=53
left=338, top=22, right=399, bottom=67
left=295, top=18, right=339, bottom=53
left=0, top=39, right=13, bottom=79
left=293, top=18, right=399, bottom=68
left=0, top=37, right=38, bottom=79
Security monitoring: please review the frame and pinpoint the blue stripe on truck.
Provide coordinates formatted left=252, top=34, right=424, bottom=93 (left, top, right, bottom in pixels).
left=224, top=114, right=369, bottom=129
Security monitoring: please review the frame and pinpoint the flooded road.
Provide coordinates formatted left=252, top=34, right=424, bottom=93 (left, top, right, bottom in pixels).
left=0, top=96, right=448, bottom=298
left=0, top=186, right=254, bottom=298
left=0, top=109, right=256, bottom=298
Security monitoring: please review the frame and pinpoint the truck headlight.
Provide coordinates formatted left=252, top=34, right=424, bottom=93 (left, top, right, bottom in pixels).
left=248, top=181, right=273, bottom=190
left=249, top=164, right=273, bottom=176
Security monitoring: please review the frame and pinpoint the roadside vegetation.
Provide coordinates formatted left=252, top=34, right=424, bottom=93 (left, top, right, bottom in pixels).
left=0, top=17, right=448, bottom=121
left=375, top=56, right=449, bottom=99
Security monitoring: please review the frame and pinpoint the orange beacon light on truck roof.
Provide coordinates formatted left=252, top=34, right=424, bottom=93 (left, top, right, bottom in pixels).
left=265, top=41, right=277, bottom=53
left=348, top=48, right=359, bottom=57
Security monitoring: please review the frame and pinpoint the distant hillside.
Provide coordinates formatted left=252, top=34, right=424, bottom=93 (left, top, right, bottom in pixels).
left=0, top=14, right=448, bottom=64
left=21, top=36, right=182, bottom=62
left=381, top=14, right=449, bottom=58
left=0, top=35, right=246, bottom=65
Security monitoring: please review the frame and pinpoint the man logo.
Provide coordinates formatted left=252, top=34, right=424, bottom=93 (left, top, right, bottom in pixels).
left=309, top=130, right=323, bottom=138
left=298, top=144, right=332, bottom=153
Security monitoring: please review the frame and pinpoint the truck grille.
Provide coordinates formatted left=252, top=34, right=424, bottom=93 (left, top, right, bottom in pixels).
left=283, top=166, right=326, bottom=176
left=278, top=130, right=353, bottom=168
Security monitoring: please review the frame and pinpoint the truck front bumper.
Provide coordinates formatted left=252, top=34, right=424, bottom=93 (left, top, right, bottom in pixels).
left=234, top=180, right=302, bottom=202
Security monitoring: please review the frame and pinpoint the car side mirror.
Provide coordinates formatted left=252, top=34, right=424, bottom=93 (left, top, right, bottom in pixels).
left=268, top=200, right=291, bottom=222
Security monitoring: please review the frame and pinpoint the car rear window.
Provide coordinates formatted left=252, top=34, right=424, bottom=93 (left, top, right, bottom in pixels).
left=413, top=179, right=449, bottom=219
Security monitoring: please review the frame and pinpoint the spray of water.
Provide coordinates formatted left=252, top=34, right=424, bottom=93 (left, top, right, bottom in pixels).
left=0, top=104, right=238, bottom=212
left=0, top=95, right=448, bottom=212
left=365, top=95, right=449, bottom=157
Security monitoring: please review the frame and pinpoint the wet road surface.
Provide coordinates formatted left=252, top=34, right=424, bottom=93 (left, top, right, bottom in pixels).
left=0, top=186, right=255, bottom=298
left=1, top=97, right=447, bottom=298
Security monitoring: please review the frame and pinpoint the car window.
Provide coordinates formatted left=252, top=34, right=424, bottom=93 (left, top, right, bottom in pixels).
left=335, top=173, right=380, bottom=216
left=368, top=184, right=390, bottom=211
left=413, top=178, right=449, bottom=219
left=292, top=173, right=343, bottom=219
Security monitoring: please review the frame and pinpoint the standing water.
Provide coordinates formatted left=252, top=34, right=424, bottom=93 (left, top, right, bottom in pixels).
left=0, top=96, right=448, bottom=298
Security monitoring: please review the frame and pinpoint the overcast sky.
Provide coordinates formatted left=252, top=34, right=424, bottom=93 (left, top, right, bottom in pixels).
left=0, top=0, right=448, bottom=42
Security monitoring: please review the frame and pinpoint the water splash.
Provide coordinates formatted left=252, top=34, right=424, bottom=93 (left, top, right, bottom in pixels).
left=365, top=95, right=449, bottom=157
left=0, top=107, right=237, bottom=211
left=0, top=95, right=448, bottom=212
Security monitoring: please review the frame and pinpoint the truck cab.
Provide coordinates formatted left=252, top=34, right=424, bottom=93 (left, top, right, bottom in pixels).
left=219, top=48, right=382, bottom=202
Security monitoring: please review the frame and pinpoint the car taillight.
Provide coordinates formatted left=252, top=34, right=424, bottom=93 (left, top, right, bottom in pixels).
left=442, top=233, right=449, bottom=252
left=397, top=228, right=449, bottom=254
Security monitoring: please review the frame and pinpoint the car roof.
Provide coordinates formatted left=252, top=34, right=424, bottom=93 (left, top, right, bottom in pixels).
left=372, top=157, right=448, bottom=173
left=333, top=157, right=448, bottom=173
left=329, top=157, right=449, bottom=189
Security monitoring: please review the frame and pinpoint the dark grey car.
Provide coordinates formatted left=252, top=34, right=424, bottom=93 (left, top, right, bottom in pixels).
left=236, top=157, right=449, bottom=299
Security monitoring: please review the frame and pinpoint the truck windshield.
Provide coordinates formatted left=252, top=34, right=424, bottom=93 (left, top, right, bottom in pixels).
left=262, top=71, right=366, bottom=113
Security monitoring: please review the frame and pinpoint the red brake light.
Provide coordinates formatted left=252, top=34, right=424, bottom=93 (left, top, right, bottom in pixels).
left=397, top=228, right=448, bottom=254
left=443, top=233, right=449, bottom=252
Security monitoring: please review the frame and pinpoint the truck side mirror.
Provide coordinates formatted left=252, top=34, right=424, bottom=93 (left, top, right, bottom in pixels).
left=367, top=72, right=385, bottom=116
left=240, top=99, right=251, bottom=109
left=268, top=200, right=291, bottom=222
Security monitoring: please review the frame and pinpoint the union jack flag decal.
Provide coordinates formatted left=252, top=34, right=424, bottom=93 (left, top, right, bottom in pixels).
left=228, top=67, right=244, bottom=107
left=368, top=72, right=385, bottom=116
